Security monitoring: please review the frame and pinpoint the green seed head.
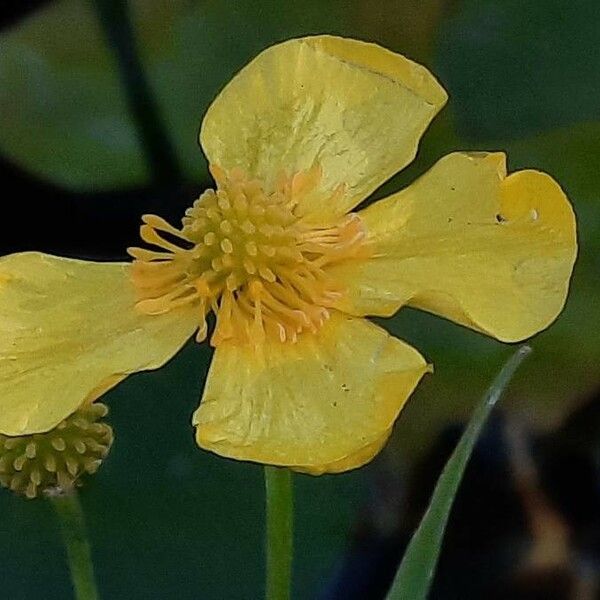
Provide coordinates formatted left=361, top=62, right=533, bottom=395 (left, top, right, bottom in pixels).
left=0, top=402, right=113, bottom=499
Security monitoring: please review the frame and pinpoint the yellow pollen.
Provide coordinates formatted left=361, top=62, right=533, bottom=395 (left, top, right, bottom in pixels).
left=128, top=165, right=368, bottom=346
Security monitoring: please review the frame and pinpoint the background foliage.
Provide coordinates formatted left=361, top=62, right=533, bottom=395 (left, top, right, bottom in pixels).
left=0, top=1, right=598, bottom=598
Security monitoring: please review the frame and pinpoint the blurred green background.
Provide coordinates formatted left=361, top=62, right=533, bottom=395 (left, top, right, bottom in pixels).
left=0, top=1, right=598, bottom=598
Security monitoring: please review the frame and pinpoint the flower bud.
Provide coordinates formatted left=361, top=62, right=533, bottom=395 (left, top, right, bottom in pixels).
left=0, top=402, right=113, bottom=499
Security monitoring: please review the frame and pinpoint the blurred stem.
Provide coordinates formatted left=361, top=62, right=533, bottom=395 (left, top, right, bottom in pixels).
left=265, top=467, right=293, bottom=600
left=50, top=492, right=99, bottom=600
left=92, top=0, right=182, bottom=185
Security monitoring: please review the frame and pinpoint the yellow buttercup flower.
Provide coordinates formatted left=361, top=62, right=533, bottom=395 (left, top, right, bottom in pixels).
left=0, top=36, right=576, bottom=475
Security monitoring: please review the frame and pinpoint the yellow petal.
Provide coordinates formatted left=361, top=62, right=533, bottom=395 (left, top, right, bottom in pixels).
left=193, top=312, right=429, bottom=474
left=331, top=152, right=577, bottom=342
left=0, top=252, right=198, bottom=435
left=200, top=35, right=447, bottom=222
left=294, top=429, right=392, bottom=476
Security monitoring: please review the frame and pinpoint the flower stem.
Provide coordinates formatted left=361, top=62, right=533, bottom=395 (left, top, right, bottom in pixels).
left=264, top=466, right=294, bottom=600
left=50, top=492, right=100, bottom=600
left=91, top=0, right=182, bottom=186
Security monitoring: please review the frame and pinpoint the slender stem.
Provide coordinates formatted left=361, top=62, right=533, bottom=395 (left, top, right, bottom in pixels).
left=50, top=493, right=100, bottom=600
left=91, top=0, right=182, bottom=185
left=264, top=467, right=294, bottom=600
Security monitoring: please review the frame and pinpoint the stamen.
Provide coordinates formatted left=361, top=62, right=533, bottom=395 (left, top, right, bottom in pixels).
left=140, top=225, right=184, bottom=254
left=127, top=247, right=173, bottom=262
left=220, top=220, right=233, bottom=234
left=129, top=165, right=369, bottom=346
left=204, top=232, right=217, bottom=246
left=259, top=244, right=276, bottom=257
left=258, top=266, right=276, bottom=283
left=243, top=258, right=257, bottom=274
left=141, top=215, right=188, bottom=239
left=220, top=238, right=234, bottom=254
left=241, top=220, right=256, bottom=234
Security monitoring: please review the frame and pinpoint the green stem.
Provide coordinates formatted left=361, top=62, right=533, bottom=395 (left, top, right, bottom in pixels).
left=91, top=0, right=182, bottom=185
left=264, top=467, right=294, bottom=600
left=50, top=493, right=100, bottom=600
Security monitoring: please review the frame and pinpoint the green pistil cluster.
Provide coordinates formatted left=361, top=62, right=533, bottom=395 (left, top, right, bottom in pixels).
left=0, top=402, right=113, bottom=499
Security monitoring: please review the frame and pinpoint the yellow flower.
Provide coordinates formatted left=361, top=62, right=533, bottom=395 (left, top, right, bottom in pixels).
left=0, top=36, right=576, bottom=475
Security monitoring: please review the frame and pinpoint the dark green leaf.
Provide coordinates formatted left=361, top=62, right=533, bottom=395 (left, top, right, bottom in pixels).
left=437, top=0, right=600, bottom=139
left=0, top=0, right=445, bottom=190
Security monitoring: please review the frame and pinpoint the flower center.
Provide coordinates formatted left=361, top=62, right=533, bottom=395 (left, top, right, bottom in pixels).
left=129, top=166, right=367, bottom=346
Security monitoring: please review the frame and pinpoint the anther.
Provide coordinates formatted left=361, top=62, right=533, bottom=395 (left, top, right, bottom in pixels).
left=226, top=273, right=238, bottom=292
left=233, top=195, right=248, bottom=214
left=259, top=244, right=276, bottom=257
left=25, top=442, right=37, bottom=459
left=243, top=258, right=257, bottom=274
left=66, top=457, right=79, bottom=477
left=30, top=469, right=42, bottom=486
left=51, top=438, right=66, bottom=452
left=241, top=220, right=256, bottom=234
left=259, top=266, right=277, bottom=283
left=217, top=194, right=231, bottom=211
left=245, top=241, right=258, bottom=256
left=207, top=208, right=221, bottom=222
left=220, top=220, right=233, bottom=234
left=220, top=238, right=234, bottom=254
left=190, top=218, right=208, bottom=232
left=13, top=455, right=27, bottom=471
left=222, top=254, right=235, bottom=269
